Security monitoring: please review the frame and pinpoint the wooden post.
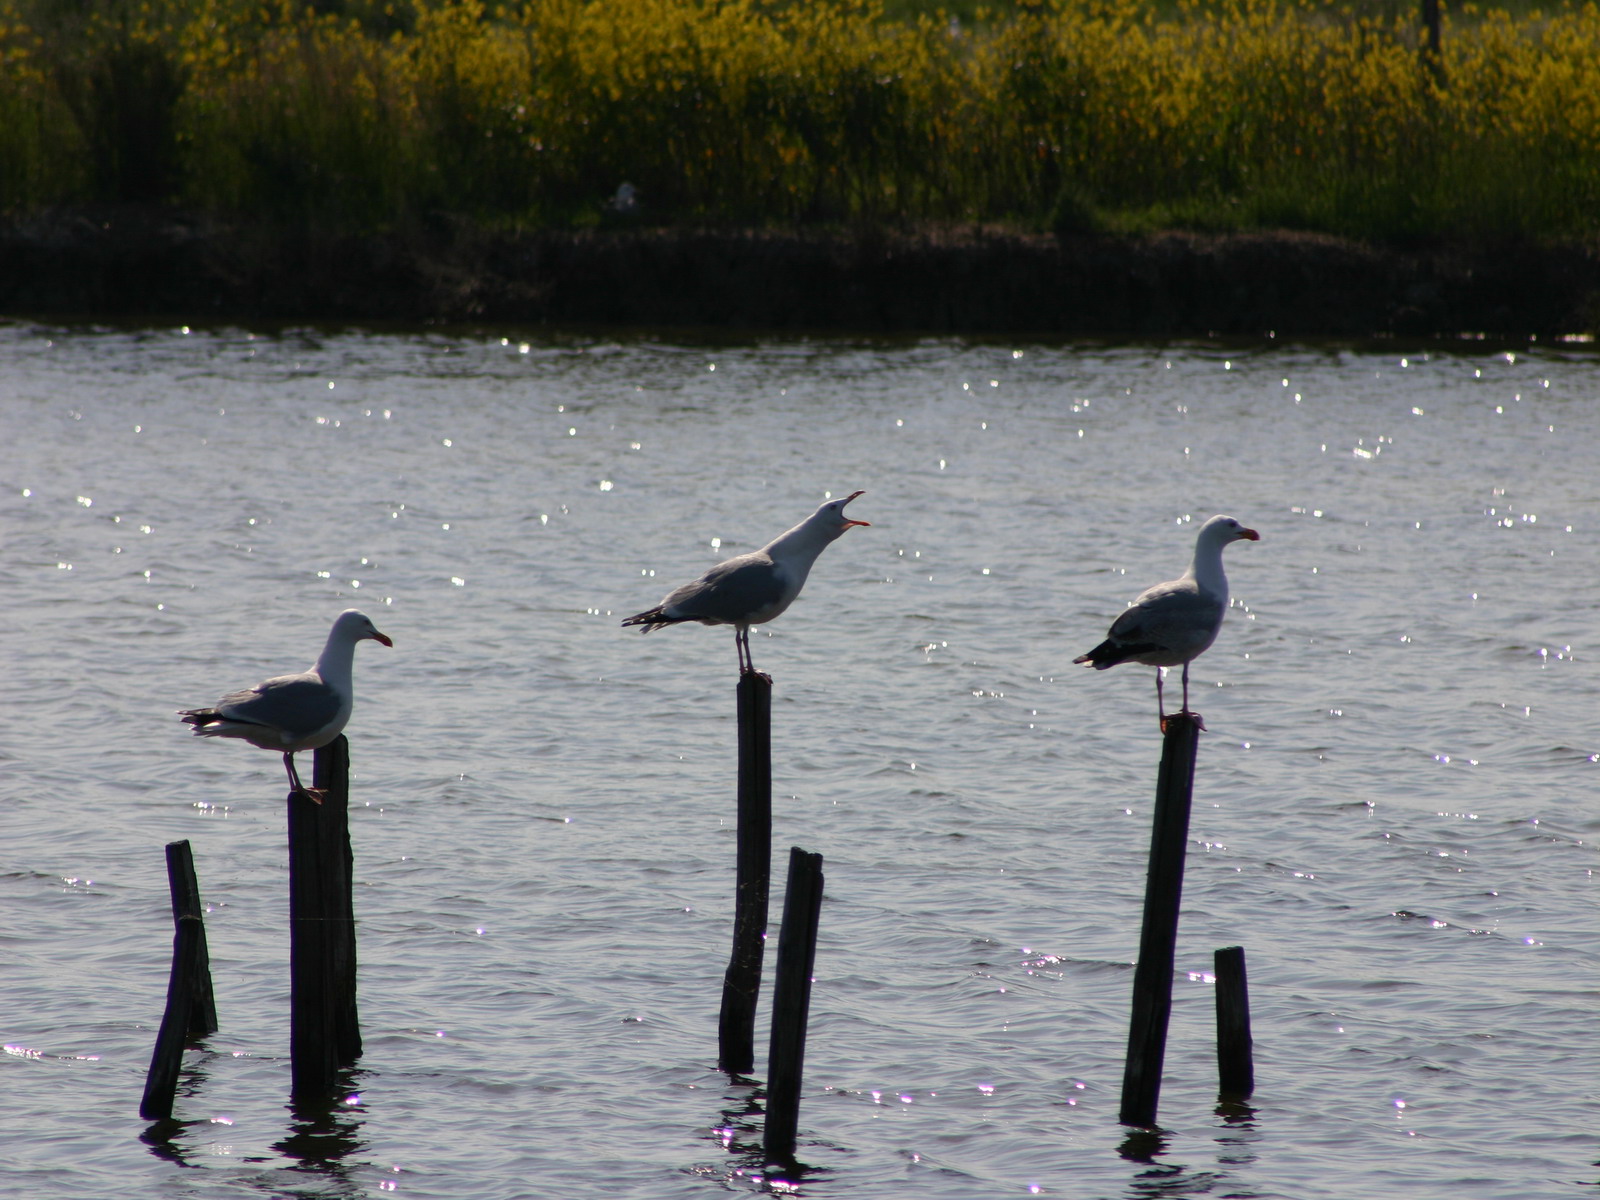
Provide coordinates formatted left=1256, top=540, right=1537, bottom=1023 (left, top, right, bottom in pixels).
left=1215, top=945, right=1255, bottom=1097
left=318, top=737, right=362, bottom=1067
left=288, top=735, right=361, bottom=1102
left=140, top=839, right=218, bottom=1120
left=719, top=672, right=772, bottom=1075
left=764, top=847, right=825, bottom=1167
left=1119, top=713, right=1201, bottom=1127
left=1420, top=0, right=1445, bottom=86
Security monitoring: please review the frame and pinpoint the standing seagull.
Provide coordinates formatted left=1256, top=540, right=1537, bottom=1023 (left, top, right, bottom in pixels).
left=180, top=608, right=393, bottom=800
left=1074, top=515, right=1259, bottom=727
left=622, top=491, right=871, bottom=675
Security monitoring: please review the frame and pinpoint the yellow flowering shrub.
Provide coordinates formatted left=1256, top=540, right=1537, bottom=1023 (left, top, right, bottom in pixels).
left=1, top=0, right=1597, bottom=237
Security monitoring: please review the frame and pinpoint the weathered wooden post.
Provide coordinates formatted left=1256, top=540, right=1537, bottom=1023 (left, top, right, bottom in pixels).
left=141, top=839, right=218, bottom=1120
left=1215, top=945, right=1255, bottom=1098
left=1420, top=0, right=1445, bottom=85
left=764, top=847, right=825, bottom=1166
left=288, top=735, right=361, bottom=1102
left=719, top=672, right=773, bottom=1075
left=1119, top=712, right=1201, bottom=1127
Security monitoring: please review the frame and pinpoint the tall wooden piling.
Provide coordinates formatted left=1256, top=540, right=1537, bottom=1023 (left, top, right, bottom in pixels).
left=1119, top=712, right=1201, bottom=1127
left=764, top=847, right=825, bottom=1167
left=288, top=735, right=361, bottom=1102
left=1214, top=945, right=1255, bottom=1098
left=719, top=671, right=773, bottom=1075
left=141, top=839, right=218, bottom=1120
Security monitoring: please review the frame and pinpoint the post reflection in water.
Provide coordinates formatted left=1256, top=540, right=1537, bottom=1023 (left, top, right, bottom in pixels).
left=1213, top=1098, right=1262, bottom=1170
left=139, top=1118, right=206, bottom=1168
left=138, top=1046, right=222, bottom=1167
left=708, top=1083, right=764, bottom=1158
left=275, top=1085, right=368, bottom=1187
left=1111, top=1101, right=1265, bottom=1199
left=1118, top=1125, right=1170, bottom=1165
left=699, top=1083, right=830, bottom=1190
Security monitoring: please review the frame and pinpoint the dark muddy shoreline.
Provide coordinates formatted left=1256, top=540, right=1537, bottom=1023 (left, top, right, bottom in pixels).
left=3, top=207, right=1597, bottom=338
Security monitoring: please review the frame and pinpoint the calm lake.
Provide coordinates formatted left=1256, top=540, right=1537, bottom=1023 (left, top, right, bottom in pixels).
left=1, top=322, right=1595, bottom=1200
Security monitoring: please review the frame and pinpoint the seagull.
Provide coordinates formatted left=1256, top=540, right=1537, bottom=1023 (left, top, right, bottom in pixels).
left=1074, top=515, right=1259, bottom=728
left=179, top=609, right=393, bottom=801
left=622, top=491, right=870, bottom=675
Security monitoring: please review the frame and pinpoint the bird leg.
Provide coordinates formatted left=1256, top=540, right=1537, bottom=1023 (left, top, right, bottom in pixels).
left=1155, top=667, right=1167, bottom=729
left=283, top=751, right=326, bottom=804
left=1165, top=663, right=1206, bottom=732
left=734, top=626, right=771, bottom=681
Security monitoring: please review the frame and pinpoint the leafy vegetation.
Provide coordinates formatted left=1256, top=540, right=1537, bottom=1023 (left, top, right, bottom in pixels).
left=2, top=0, right=1597, bottom=238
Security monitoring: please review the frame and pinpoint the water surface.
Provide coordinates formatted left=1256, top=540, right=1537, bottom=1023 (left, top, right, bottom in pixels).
left=1, top=324, right=1595, bottom=1199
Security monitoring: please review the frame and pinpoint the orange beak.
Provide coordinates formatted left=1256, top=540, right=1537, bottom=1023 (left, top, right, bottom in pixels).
left=1239, top=528, right=1260, bottom=541
left=841, top=489, right=869, bottom=528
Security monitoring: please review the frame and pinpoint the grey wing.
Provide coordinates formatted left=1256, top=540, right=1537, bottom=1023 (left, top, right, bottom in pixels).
left=666, top=555, right=785, bottom=621
left=215, top=672, right=341, bottom=737
left=1111, top=581, right=1221, bottom=645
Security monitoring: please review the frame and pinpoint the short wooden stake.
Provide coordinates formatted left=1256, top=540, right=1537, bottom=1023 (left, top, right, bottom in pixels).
left=719, top=672, right=772, bottom=1075
left=763, top=847, right=825, bottom=1167
left=1214, top=945, right=1255, bottom=1097
left=1119, top=712, right=1201, bottom=1127
left=288, top=736, right=362, bottom=1102
left=140, top=839, right=218, bottom=1120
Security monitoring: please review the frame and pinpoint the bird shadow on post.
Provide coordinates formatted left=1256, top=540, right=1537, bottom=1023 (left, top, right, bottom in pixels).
left=140, top=839, right=219, bottom=1122
left=288, top=735, right=361, bottom=1108
left=1119, top=712, right=1201, bottom=1129
left=719, top=671, right=772, bottom=1076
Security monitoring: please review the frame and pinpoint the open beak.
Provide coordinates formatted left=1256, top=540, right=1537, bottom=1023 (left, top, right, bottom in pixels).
left=841, top=490, right=870, bottom=528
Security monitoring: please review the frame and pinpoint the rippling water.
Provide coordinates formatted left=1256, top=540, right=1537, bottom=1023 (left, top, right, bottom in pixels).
left=1, top=323, right=1595, bottom=1200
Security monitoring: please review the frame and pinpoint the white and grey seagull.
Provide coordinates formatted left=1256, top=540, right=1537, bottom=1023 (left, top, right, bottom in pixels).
left=1074, top=514, right=1259, bottom=728
left=179, top=608, right=393, bottom=800
left=622, top=491, right=870, bottom=675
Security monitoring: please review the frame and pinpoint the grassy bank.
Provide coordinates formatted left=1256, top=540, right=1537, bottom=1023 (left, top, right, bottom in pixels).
left=2, top=0, right=1598, bottom=240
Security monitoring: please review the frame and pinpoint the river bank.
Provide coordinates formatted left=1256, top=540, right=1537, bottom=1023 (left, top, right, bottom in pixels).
left=4, top=207, right=1597, bottom=338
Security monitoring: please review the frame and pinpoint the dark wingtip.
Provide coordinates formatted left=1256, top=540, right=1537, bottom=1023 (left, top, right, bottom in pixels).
left=1074, top=640, right=1129, bottom=670
left=621, top=608, right=672, bottom=632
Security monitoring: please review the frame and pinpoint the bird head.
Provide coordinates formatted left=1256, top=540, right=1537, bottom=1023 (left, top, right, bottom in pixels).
left=334, top=608, right=394, bottom=647
left=816, top=490, right=871, bottom=538
left=1203, top=514, right=1260, bottom=544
